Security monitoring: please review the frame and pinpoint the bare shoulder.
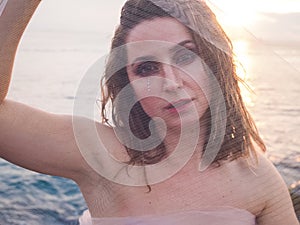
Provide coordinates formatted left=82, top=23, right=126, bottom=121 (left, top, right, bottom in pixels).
left=73, top=118, right=129, bottom=183
left=248, top=150, right=299, bottom=225
left=215, top=150, right=298, bottom=225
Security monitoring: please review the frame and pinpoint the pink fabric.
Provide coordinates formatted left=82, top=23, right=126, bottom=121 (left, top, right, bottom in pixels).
left=79, top=210, right=93, bottom=225
left=79, top=207, right=256, bottom=225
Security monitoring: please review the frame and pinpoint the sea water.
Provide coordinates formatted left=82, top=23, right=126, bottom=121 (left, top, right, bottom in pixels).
left=1, top=20, right=300, bottom=225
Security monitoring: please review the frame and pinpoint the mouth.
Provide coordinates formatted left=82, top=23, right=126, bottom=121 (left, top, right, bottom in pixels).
left=165, top=99, right=194, bottom=111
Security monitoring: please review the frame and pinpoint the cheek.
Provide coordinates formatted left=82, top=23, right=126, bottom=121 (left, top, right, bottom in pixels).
left=138, top=98, right=156, bottom=116
left=186, top=61, right=209, bottom=86
left=127, top=78, right=159, bottom=117
left=186, top=63, right=211, bottom=102
left=138, top=97, right=166, bottom=117
left=127, top=73, right=164, bottom=117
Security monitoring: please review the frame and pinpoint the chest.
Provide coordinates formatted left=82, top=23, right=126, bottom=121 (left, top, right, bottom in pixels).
left=82, top=163, right=263, bottom=218
left=118, top=172, right=243, bottom=213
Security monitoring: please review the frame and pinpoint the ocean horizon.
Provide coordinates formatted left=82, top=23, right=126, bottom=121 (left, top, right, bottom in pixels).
left=1, top=1, right=299, bottom=224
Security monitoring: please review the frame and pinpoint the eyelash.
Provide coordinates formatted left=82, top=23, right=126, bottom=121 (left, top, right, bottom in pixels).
left=173, top=48, right=197, bottom=66
left=133, top=47, right=198, bottom=77
left=134, top=61, right=160, bottom=77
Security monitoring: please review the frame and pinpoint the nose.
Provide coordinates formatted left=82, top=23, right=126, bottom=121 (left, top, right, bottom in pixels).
left=161, top=64, right=183, bottom=92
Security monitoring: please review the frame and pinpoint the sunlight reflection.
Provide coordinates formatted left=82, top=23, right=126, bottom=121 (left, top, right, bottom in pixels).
left=207, top=0, right=257, bottom=27
left=232, top=40, right=255, bottom=108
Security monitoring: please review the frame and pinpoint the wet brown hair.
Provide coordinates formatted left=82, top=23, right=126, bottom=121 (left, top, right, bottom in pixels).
left=101, top=0, right=266, bottom=166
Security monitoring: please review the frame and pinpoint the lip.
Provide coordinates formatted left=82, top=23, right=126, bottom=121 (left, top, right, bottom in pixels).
left=165, top=98, right=194, bottom=113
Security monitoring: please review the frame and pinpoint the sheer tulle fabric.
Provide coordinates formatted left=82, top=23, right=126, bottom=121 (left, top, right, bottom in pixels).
left=79, top=207, right=256, bottom=225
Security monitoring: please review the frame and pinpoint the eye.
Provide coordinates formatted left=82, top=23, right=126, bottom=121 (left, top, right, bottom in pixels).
left=134, top=61, right=160, bottom=77
left=173, top=48, right=197, bottom=66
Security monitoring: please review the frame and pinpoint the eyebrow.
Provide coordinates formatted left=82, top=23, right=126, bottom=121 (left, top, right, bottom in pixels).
left=131, top=55, right=156, bottom=66
left=130, top=40, right=195, bottom=66
left=169, top=40, right=195, bottom=53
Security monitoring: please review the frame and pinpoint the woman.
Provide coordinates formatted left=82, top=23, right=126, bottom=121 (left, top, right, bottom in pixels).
left=0, top=0, right=298, bottom=224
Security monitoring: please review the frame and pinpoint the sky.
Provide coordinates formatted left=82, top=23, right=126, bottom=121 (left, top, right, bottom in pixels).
left=29, top=0, right=125, bottom=33
left=210, top=0, right=300, bottom=14
left=207, top=0, right=300, bottom=43
left=28, top=0, right=300, bottom=41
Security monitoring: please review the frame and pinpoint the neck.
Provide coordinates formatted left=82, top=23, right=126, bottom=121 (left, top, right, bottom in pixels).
left=163, top=119, right=208, bottom=163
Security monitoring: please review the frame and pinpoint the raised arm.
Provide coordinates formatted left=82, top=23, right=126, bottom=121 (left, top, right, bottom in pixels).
left=0, top=0, right=83, bottom=180
left=0, top=0, right=121, bottom=183
left=0, top=0, right=40, bottom=102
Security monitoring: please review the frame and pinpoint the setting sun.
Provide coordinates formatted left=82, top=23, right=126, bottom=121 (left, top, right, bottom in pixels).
left=207, top=0, right=258, bottom=27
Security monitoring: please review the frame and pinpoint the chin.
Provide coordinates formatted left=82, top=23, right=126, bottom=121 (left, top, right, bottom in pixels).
left=164, top=112, right=202, bottom=130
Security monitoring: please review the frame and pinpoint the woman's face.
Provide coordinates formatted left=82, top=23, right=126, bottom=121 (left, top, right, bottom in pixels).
left=126, top=17, right=209, bottom=128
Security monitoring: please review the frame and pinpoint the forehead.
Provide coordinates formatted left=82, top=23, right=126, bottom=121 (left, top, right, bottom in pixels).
left=126, top=17, right=191, bottom=43
left=126, top=17, right=193, bottom=63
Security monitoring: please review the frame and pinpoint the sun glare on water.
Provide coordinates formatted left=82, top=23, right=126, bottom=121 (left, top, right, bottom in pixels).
left=206, top=1, right=258, bottom=108
left=233, top=40, right=254, bottom=108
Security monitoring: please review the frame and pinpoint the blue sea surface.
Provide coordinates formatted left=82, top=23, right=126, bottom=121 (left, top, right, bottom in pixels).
left=0, top=160, right=84, bottom=225
left=1, top=27, right=300, bottom=224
